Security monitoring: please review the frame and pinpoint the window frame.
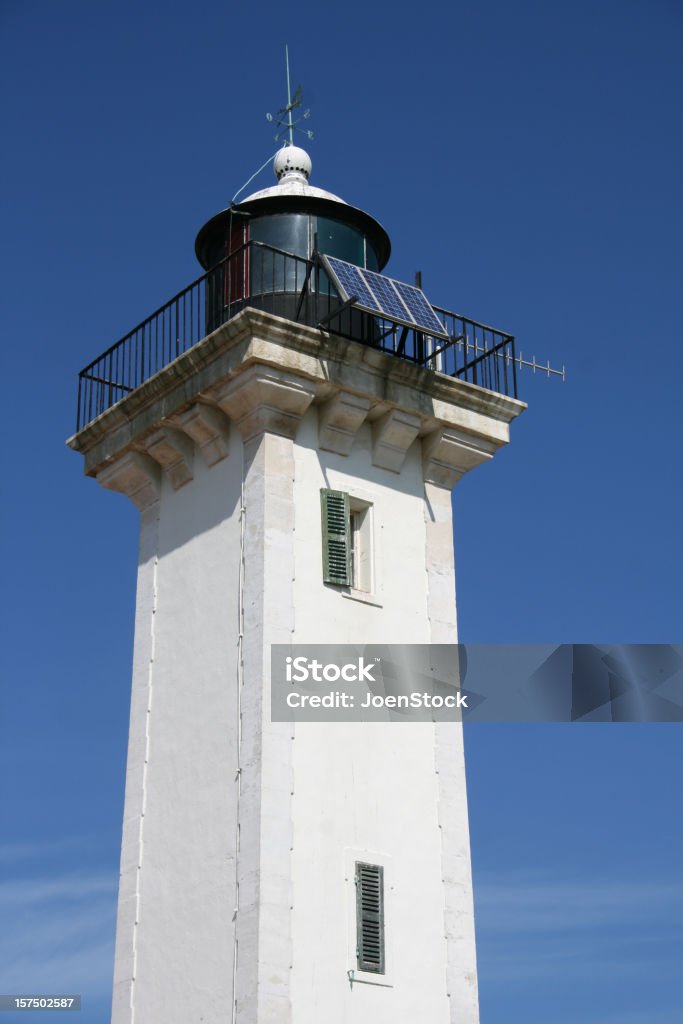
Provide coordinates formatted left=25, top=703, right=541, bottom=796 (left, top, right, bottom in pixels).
left=320, top=488, right=352, bottom=587
left=344, top=848, right=394, bottom=986
left=320, top=489, right=379, bottom=600
left=355, top=861, right=385, bottom=974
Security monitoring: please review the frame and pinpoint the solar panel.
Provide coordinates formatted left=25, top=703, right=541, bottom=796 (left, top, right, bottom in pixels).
left=324, top=259, right=381, bottom=313
left=365, top=273, right=410, bottom=322
left=393, top=281, right=447, bottom=336
left=321, top=255, right=448, bottom=340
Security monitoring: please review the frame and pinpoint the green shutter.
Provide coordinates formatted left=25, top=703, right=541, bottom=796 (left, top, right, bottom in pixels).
left=355, top=862, right=385, bottom=974
left=320, top=489, right=351, bottom=586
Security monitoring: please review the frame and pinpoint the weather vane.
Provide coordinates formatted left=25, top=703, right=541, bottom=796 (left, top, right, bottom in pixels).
left=266, top=45, right=313, bottom=146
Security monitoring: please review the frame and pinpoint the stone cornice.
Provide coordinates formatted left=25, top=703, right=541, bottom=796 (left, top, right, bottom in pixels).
left=96, top=451, right=161, bottom=511
left=67, top=307, right=525, bottom=480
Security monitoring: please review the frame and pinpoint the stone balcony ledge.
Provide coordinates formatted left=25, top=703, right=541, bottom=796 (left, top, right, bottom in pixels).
left=67, top=307, right=525, bottom=488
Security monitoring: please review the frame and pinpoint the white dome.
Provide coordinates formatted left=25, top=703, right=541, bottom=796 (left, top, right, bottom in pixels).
left=243, top=180, right=347, bottom=204
left=243, top=144, right=346, bottom=205
left=273, top=145, right=312, bottom=181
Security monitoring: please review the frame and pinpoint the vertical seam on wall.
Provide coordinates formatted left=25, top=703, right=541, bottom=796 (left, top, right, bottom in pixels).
left=232, top=437, right=246, bottom=1024
left=427, top=481, right=479, bottom=1023
left=423, top=479, right=457, bottom=1022
left=289, top=435, right=296, bottom=987
left=130, top=516, right=159, bottom=1024
left=434, top=731, right=454, bottom=1021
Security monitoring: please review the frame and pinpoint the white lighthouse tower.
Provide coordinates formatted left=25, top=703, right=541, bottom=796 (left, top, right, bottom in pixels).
left=69, top=140, right=523, bottom=1024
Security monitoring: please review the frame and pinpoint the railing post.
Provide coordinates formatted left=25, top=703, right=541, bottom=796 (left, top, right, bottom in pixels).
left=511, top=337, right=517, bottom=399
left=228, top=244, right=233, bottom=317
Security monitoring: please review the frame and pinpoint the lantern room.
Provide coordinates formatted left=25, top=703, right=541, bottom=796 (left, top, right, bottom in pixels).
left=194, top=145, right=391, bottom=334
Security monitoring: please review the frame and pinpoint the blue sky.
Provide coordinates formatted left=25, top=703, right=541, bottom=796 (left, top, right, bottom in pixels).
left=1, top=1, right=681, bottom=1022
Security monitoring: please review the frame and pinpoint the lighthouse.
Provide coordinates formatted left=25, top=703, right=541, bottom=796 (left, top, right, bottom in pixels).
left=69, top=139, right=524, bottom=1023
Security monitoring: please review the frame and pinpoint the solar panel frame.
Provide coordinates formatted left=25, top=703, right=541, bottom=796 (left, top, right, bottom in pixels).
left=320, top=255, right=449, bottom=340
left=392, top=280, right=449, bottom=338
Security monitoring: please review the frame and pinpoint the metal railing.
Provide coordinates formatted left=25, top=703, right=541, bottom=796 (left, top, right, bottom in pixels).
left=431, top=308, right=517, bottom=396
left=76, top=242, right=517, bottom=431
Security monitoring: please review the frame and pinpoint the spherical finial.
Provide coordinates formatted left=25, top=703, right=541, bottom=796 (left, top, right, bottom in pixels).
left=274, top=145, right=312, bottom=182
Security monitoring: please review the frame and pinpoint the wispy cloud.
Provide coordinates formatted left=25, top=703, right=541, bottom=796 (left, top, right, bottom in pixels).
left=475, top=875, right=683, bottom=933
left=474, top=872, right=683, bottom=986
left=0, top=867, right=117, bottom=996
left=577, top=1012, right=682, bottom=1024
left=0, top=836, right=99, bottom=866
left=0, top=872, right=116, bottom=910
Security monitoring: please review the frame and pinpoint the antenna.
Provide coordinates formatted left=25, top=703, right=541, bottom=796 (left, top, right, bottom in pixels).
left=266, top=45, right=314, bottom=145
left=516, top=352, right=566, bottom=380
left=230, top=47, right=314, bottom=204
left=451, top=334, right=566, bottom=381
left=285, top=44, right=293, bottom=146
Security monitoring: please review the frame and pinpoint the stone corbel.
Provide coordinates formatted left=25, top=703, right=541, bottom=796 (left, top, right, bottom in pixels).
left=144, top=427, right=194, bottom=489
left=372, top=408, right=422, bottom=473
left=422, top=427, right=498, bottom=489
left=213, top=367, right=315, bottom=442
left=177, top=402, right=230, bottom=466
left=96, top=451, right=161, bottom=511
left=318, top=391, right=371, bottom=456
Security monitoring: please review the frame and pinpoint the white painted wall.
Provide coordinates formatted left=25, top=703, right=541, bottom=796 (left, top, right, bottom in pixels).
left=286, top=411, right=478, bottom=1023
left=112, top=430, right=242, bottom=1024
left=293, top=416, right=432, bottom=643
left=111, top=404, right=478, bottom=1024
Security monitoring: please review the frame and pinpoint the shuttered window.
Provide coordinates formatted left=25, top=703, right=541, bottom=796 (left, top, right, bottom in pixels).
left=320, top=489, right=351, bottom=586
left=355, top=861, right=385, bottom=973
